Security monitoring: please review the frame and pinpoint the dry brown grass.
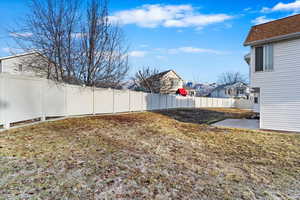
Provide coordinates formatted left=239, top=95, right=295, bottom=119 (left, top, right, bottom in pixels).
left=0, top=108, right=299, bottom=199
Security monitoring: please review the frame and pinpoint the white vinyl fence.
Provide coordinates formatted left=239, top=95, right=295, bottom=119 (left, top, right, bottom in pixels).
left=0, top=74, right=250, bottom=129
left=234, top=98, right=255, bottom=110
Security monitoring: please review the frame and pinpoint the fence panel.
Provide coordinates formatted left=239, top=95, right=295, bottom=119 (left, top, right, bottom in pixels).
left=235, top=99, right=253, bottom=110
left=159, top=94, right=167, bottom=109
left=0, top=75, right=5, bottom=125
left=3, top=75, right=43, bottom=123
left=130, top=91, right=143, bottom=112
left=94, top=88, right=114, bottom=114
left=188, top=97, right=194, bottom=108
left=44, top=81, right=66, bottom=117
left=150, top=94, right=160, bottom=110
left=194, top=97, right=200, bottom=108
left=175, top=96, right=182, bottom=108
left=141, top=93, right=149, bottom=111
left=114, top=90, right=130, bottom=113
left=66, top=85, right=93, bottom=116
left=167, top=95, right=175, bottom=109
left=181, top=97, right=188, bottom=108
left=217, top=98, right=223, bottom=107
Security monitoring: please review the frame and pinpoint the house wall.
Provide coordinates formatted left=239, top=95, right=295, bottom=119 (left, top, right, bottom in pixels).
left=0, top=54, right=48, bottom=78
left=210, top=89, right=231, bottom=98
left=250, top=38, right=300, bottom=132
left=159, top=71, right=183, bottom=93
left=210, top=87, right=249, bottom=99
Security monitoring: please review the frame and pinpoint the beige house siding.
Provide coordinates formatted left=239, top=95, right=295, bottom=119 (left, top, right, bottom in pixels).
left=0, top=53, right=50, bottom=78
left=151, top=71, right=183, bottom=94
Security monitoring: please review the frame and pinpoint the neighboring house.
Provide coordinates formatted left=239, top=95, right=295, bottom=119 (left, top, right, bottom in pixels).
left=0, top=52, right=50, bottom=78
left=143, top=70, right=184, bottom=94
left=244, top=14, right=300, bottom=132
left=194, top=83, right=217, bottom=97
left=183, top=82, right=196, bottom=96
left=209, top=82, right=250, bottom=99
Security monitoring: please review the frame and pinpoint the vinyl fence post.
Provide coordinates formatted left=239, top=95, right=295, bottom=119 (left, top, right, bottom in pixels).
left=92, top=86, right=94, bottom=115
left=128, top=90, right=131, bottom=112
left=64, top=84, right=68, bottom=117
left=112, top=89, right=115, bottom=113
left=41, top=79, right=46, bottom=121
left=141, top=92, right=143, bottom=112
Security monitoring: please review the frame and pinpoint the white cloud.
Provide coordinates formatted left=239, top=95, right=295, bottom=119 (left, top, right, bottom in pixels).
left=156, top=55, right=167, bottom=60
left=110, top=4, right=233, bottom=29
left=243, top=7, right=252, bottom=12
left=168, top=46, right=226, bottom=55
left=261, top=0, right=300, bottom=13
left=251, top=16, right=274, bottom=25
left=129, top=50, right=147, bottom=57
left=9, top=32, right=33, bottom=38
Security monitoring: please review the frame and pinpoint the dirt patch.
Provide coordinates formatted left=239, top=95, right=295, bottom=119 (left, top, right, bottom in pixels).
left=91, top=113, right=147, bottom=125
left=156, top=108, right=254, bottom=124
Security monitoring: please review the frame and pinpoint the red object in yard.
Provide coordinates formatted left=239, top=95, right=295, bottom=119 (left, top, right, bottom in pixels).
left=176, top=88, right=188, bottom=96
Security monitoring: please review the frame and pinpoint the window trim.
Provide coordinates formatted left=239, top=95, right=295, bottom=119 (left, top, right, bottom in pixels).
left=255, top=46, right=264, bottom=72
left=254, top=44, right=274, bottom=73
left=18, top=64, right=23, bottom=72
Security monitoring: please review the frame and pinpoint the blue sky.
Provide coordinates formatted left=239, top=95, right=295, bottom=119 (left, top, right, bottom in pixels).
left=0, top=0, right=299, bottom=82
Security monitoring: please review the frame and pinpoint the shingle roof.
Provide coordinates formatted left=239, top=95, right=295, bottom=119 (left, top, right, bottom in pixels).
left=147, top=70, right=183, bottom=81
left=244, top=14, right=300, bottom=46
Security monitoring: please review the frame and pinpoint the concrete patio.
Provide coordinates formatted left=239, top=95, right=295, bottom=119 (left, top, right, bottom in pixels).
left=213, top=119, right=259, bottom=130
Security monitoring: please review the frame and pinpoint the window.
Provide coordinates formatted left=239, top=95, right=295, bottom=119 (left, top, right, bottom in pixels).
left=228, top=89, right=232, bottom=95
left=18, top=64, right=23, bottom=72
left=255, top=46, right=263, bottom=72
left=254, top=97, right=259, bottom=104
left=264, top=44, right=274, bottom=71
left=255, top=44, right=273, bottom=72
left=238, top=89, right=244, bottom=95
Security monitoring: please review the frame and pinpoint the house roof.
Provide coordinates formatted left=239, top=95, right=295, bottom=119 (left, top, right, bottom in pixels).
left=244, top=14, right=300, bottom=46
left=0, top=51, right=38, bottom=61
left=147, top=70, right=183, bottom=81
left=212, top=82, right=248, bottom=92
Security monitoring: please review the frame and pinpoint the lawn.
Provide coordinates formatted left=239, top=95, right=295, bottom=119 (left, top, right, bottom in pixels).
left=0, top=108, right=299, bottom=199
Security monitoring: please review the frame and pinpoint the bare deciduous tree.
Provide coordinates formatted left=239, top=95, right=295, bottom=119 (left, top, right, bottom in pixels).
left=131, top=67, right=160, bottom=92
left=218, top=71, right=247, bottom=85
left=10, top=0, right=129, bottom=88
left=10, top=0, right=80, bottom=83
left=79, top=0, right=129, bottom=87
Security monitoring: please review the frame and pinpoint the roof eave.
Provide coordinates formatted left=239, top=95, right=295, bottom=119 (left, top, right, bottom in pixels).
left=244, top=31, right=300, bottom=46
left=0, top=51, right=40, bottom=61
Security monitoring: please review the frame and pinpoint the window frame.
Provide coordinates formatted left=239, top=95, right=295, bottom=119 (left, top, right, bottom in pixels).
left=255, top=46, right=264, bottom=72
left=18, top=64, right=23, bottom=72
left=254, top=44, right=274, bottom=73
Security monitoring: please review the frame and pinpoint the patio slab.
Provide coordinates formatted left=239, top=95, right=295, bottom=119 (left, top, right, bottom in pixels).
left=213, top=119, right=259, bottom=130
